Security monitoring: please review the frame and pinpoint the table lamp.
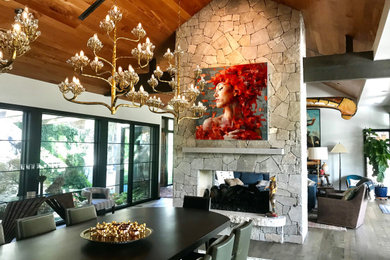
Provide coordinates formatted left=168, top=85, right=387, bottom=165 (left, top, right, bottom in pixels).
left=331, top=143, right=348, bottom=190
left=308, top=147, right=329, bottom=184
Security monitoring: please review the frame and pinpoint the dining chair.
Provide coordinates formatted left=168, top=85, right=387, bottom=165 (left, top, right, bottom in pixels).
left=196, top=255, right=212, bottom=260
left=231, top=220, right=253, bottom=260
left=0, top=223, right=5, bottom=245
left=208, top=233, right=235, bottom=260
left=183, top=195, right=210, bottom=211
left=65, top=205, right=97, bottom=226
left=15, top=213, right=56, bottom=240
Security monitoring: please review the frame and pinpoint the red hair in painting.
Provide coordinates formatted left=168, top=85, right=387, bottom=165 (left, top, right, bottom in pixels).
left=196, top=64, right=267, bottom=140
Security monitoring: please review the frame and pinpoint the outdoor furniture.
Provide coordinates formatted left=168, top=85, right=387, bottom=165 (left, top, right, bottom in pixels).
left=81, top=187, right=115, bottom=214
left=16, top=213, right=56, bottom=240
left=317, top=184, right=368, bottom=228
left=0, top=207, right=230, bottom=260
left=183, top=195, right=210, bottom=211
left=0, top=192, right=74, bottom=243
left=65, top=205, right=97, bottom=226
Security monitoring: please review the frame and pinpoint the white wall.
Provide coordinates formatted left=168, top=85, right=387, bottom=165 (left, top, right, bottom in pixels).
left=0, top=73, right=173, bottom=191
left=307, top=83, right=390, bottom=189
left=0, top=73, right=167, bottom=124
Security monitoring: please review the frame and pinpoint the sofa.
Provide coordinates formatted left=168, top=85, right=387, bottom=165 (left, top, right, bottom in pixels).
left=233, top=171, right=270, bottom=190
left=317, top=184, right=368, bottom=228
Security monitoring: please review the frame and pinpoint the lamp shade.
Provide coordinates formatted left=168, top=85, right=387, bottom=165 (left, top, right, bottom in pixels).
left=308, top=147, right=328, bottom=160
left=330, top=143, right=347, bottom=154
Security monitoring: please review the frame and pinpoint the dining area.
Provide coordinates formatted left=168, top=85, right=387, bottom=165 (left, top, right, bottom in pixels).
left=0, top=196, right=253, bottom=260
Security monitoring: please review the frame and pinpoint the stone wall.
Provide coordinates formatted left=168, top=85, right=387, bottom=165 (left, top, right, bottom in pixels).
left=173, top=0, right=307, bottom=243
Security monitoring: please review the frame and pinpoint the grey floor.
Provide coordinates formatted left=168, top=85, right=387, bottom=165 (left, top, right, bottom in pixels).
left=138, top=198, right=390, bottom=260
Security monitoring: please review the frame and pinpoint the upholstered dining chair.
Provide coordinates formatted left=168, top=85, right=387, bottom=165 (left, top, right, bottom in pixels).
left=81, top=187, right=115, bottom=215
left=0, top=223, right=5, bottom=245
left=183, top=195, right=210, bottom=211
left=65, top=205, right=97, bottom=226
left=231, top=220, right=253, bottom=260
left=15, top=213, right=56, bottom=240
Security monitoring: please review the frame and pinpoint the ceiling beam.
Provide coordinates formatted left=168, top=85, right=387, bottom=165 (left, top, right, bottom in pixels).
left=303, top=51, right=390, bottom=82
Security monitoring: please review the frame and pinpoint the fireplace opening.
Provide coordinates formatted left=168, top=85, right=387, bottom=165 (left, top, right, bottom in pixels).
left=205, top=171, right=270, bottom=214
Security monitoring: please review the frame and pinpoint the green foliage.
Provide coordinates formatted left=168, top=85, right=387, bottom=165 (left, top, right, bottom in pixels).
left=363, top=128, right=390, bottom=182
left=112, top=192, right=127, bottom=205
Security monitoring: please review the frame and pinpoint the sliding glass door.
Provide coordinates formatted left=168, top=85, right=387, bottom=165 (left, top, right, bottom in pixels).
left=0, top=109, right=24, bottom=200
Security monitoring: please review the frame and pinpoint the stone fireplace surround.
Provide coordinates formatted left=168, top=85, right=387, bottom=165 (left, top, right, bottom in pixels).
left=173, top=0, right=307, bottom=244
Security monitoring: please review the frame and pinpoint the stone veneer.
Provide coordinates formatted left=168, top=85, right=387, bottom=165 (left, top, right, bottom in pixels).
left=173, top=0, right=307, bottom=243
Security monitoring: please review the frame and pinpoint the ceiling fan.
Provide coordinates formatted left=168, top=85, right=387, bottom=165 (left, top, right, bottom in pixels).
left=79, top=0, right=105, bottom=20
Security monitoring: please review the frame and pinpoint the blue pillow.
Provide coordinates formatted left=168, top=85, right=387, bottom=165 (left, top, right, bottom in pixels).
left=240, top=172, right=264, bottom=185
left=233, top=172, right=241, bottom=179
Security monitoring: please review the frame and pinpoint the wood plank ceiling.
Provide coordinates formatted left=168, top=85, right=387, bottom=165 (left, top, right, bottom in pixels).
left=0, top=0, right=386, bottom=102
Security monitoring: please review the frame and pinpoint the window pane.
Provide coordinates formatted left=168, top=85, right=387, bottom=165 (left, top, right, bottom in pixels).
left=108, top=122, right=129, bottom=143
left=0, top=109, right=23, bottom=200
left=133, top=162, right=150, bottom=182
left=134, top=126, right=151, bottom=144
left=39, top=167, right=93, bottom=192
left=0, top=171, right=20, bottom=201
left=168, top=119, right=174, bottom=131
left=41, top=114, right=95, bottom=142
left=134, top=145, right=150, bottom=163
left=133, top=180, right=150, bottom=202
left=167, top=133, right=174, bottom=185
left=107, top=144, right=129, bottom=165
left=40, top=114, right=95, bottom=193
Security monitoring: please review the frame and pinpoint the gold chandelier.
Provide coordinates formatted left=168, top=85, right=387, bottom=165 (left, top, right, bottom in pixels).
left=59, top=5, right=206, bottom=123
left=0, top=7, right=40, bottom=73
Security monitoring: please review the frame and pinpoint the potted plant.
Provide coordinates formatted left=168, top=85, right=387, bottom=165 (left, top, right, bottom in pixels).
left=363, top=128, right=390, bottom=197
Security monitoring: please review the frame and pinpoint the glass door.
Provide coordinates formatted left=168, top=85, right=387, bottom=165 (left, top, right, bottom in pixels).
left=365, top=129, right=390, bottom=196
left=0, top=109, right=24, bottom=201
left=106, top=122, right=130, bottom=206
left=132, top=125, right=157, bottom=203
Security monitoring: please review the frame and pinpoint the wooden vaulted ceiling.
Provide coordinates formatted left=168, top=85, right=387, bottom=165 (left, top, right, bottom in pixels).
left=0, top=0, right=386, bottom=102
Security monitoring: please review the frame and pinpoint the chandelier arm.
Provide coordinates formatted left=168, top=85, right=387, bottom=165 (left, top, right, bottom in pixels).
left=63, top=94, right=112, bottom=110
left=96, top=70, right=112, bottom=76
left=0, top=28, right=7, bottom=32
left=148, top=107, right=176, bottom=116
left=116, top=36, right=141, bottom=43
left=115, top=103, right=143, bottom=110
left=157, top=79, right=172, bottom=84
left=81, top=73, right=112, bottom=86
left=115, top=56, right=135, bottom=61
left=177, top=115, right=203, bottom=124
left=136, top=60, right=150, bottom=69
left=94, top=53, right=114, bottom=68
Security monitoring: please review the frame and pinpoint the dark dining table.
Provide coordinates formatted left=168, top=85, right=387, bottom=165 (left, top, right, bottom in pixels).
left=0, top=207, right=230, bottom=260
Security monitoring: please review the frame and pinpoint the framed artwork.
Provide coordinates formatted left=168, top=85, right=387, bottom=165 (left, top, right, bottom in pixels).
left=307, top=109, right=320, bottom=147
left=195, top=63, right=268, bottom=140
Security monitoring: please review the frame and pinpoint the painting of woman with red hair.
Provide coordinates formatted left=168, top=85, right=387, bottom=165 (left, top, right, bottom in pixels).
left=196, top=63, right=268, bottom=140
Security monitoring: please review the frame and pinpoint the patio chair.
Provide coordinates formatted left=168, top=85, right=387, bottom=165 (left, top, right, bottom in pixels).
left=82, top=187, right=115, bottom=215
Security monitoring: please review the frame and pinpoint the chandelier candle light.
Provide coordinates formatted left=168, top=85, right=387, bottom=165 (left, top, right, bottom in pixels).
left=0, top=7, right=40, bottom=73
left=59, top=5, right=206, bottom=123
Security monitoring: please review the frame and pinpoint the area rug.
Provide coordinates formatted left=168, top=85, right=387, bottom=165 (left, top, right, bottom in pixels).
left=379, top=204, right=390, bottom=214
left=308, top=221, right=347, bottom=231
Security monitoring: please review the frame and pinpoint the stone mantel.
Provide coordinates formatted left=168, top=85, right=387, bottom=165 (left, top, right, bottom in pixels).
left=182, top=147, right=284, bottom=155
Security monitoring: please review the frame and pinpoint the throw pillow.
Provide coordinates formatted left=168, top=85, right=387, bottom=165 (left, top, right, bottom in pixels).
left=225, top=178, right=244, bottom=187
left=256, top=180, right=270, bottom=187
left=348, top=179, right=360, bottom=187
left=307, top=178, right=316, bottom=186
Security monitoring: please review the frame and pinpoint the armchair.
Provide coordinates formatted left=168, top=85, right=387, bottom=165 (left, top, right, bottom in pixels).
left=317, top=184, right=368, bottom=228
left=81, top=187, right=115, bottom=215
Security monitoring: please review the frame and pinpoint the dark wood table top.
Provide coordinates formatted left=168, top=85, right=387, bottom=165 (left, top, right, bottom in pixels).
left=0, top=207, right=230, bottom=260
